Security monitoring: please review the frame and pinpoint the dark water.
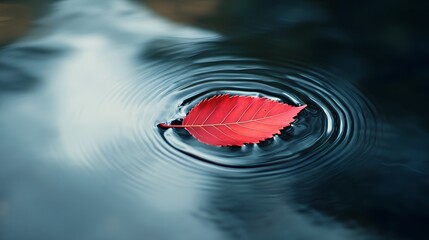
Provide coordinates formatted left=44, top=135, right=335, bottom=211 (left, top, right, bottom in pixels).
left=1, top=0, right=428, bottom=239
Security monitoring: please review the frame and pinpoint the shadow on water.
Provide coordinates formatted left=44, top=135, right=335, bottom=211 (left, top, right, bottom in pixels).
left=1, top=0, right=428, bottom=240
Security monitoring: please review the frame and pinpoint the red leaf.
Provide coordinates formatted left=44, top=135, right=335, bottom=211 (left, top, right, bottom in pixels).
left=159, top=94, right=306, bottom=146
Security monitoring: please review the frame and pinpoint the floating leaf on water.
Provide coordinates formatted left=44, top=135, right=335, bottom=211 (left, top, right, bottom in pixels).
left=159, top=94, right=306, bottom=146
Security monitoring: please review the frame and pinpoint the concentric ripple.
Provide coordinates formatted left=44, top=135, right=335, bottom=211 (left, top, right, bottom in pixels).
left=60, top=41, right=377, bottom=190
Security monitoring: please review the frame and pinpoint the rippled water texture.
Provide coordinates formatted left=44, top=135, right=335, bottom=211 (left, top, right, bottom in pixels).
left=73, top=53, right=376, bottom=192
left=1, top=0, right=428, bottom=240
left=57, top=44, right=376, bottom=237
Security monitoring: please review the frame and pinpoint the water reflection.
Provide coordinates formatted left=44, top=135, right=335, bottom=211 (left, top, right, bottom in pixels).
left=1, top=0, right=428, bottom=240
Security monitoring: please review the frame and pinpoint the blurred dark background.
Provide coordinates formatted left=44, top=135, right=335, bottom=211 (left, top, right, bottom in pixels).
left=3, top=0, right=427, bottom=123
left=1, top=0, right=428, bottom=239
left=144, top=0, right=429, bottom=127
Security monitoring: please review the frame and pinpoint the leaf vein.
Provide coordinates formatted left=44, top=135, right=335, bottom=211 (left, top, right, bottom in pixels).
left=180, top=111, right=293, bottom=128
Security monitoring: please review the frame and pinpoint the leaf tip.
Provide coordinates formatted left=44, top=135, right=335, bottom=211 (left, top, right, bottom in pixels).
left=298, top=104, right=307, bottom=110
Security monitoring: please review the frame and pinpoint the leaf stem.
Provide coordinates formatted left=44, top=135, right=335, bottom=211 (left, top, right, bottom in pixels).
left=158, top=123, right=186, bottom=128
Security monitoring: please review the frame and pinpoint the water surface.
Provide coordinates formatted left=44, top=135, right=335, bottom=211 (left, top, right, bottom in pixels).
left=1, top=0, right=428, bottom=239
